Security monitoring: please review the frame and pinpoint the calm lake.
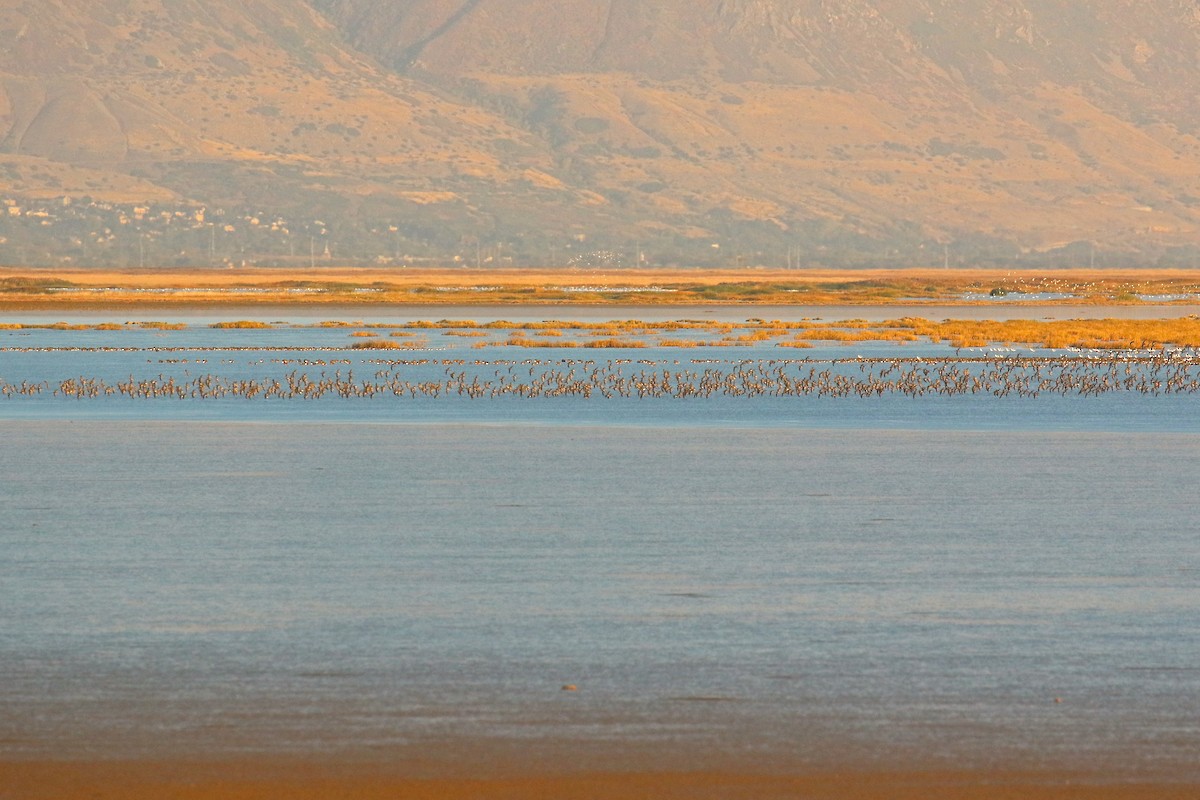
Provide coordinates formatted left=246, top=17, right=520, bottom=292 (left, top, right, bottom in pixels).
left=2, top=313, right=1198, bottom=778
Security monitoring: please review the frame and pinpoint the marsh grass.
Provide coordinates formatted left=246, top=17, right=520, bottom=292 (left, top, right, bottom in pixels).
left=14, top=313, right=1200, bottom=354
left=134, top=321, right=188, bottom=330
left=896, top=318, right=1200, bottom=349
left=211, top=321, right=273, bottom=329
left=581, top=338, right=646, bottom=348
left=10, top=268, right=1200, bottom=309
left=503, top=335, right=578, bottom=348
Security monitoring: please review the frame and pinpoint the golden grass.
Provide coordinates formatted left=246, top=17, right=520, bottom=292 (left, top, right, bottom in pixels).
left=4, top=267, right=1200, bottom=308
left=866, top=318, right=1200, bottom=349
left=580, top=338, right=646, bottom=348
left=210, top=320, right=273, bottom=329
left=437, top=317, right=1200, bottom=351
left=135, top=321, right=188, bottom=330
left=502, top=335, right=578, bottom=348
left=0, top=321, right=189, bottom=331
left=5, top=310, right=1200, bottom=352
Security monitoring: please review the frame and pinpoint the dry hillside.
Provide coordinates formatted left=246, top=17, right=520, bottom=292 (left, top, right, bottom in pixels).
left=2, top=1, right=1199, bottom=267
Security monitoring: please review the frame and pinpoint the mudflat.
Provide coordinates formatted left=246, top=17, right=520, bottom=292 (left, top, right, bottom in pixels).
left=2, top=759, right=1196, bottom=800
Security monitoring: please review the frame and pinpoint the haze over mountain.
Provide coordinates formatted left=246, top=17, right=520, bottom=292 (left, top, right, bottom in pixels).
left=3, top=0, right=1199, bottom=267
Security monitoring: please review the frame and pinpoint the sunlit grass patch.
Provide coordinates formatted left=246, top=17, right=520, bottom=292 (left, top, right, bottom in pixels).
left=211, top=321, right=272, bottom=329
left=789, top=328, right=881, bottom=342
left=838, top=318, right=1200, bottom=350
left=580, top=338, right=646, bottom=348
left=134, top=321, right=188, bottom=330
left=503, top=335, right=578, bottom=348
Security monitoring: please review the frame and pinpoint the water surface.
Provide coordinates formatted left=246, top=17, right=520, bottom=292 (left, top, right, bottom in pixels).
left=2, top=422, right=1197, bottom=777
left=3, top=315, right=1198, bottom=777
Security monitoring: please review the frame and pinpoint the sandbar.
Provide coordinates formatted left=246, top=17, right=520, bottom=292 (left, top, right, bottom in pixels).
left=2, top=759, right=1196, bottom=800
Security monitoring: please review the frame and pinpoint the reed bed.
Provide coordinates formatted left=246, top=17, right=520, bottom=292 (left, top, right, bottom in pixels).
left=9, top=317, right=1200, bottom=351
left=210, top=320, right=273, bottom=329
left=8, top=353, right=1200, bottom=401
left=899, top=317, right=1200, bottom=349
left=335, top=317, right=1200, bottom=351
left=9, top=268, right=1200, bottom=309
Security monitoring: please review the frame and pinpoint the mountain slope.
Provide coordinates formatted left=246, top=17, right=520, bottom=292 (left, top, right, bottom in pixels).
left=2, top=0, right=1200, bottom=267
left=312, top=0, right=1200, bottom=258
left=317, top=0, right=1200, bottom=126
left=0, top=1, right=572, bottom=241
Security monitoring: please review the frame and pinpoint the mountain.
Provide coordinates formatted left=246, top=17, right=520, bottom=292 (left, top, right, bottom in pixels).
left=0, top=0, right=574, bottom=265
left=3, top=0, right=1200, bottom=268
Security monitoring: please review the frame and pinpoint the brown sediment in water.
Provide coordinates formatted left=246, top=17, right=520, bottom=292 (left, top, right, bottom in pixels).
left=1, top=759, right=1195, bottom=800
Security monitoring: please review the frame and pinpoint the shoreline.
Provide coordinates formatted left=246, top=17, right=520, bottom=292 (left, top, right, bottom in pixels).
left=4, top=266, right=1200, bottom=308
left=2, top=759, right=1197, bottom=800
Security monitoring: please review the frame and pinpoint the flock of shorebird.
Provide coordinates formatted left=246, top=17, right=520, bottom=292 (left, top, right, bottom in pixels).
left=5, top=354, right=1200, bottom=401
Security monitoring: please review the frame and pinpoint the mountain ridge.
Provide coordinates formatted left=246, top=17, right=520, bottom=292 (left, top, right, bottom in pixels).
left=2, top=0, right=1199, bottom=268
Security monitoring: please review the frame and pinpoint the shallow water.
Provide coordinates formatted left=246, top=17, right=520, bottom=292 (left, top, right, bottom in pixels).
left=4, top=322, right=1200, bottom=432
left=2, top=422, right=1198, bottom=775
left=1, top=319, right=1199, bottom=777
